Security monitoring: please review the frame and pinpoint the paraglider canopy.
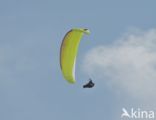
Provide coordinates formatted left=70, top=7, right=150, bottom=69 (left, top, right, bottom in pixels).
left=60, top=28, right=90, bottom=83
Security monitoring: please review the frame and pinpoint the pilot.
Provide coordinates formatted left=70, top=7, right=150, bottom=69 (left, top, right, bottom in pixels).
left=83, top=79, right=95, bottom=88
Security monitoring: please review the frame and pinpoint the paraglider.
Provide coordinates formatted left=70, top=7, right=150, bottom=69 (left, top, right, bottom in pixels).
left=60, top=28, right=90, bottom=84
left=83, top=78, right=95, bottom=88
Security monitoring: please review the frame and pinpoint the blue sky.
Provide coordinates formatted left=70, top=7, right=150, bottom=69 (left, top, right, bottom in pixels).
left=0, top=0, right=156, bottom=120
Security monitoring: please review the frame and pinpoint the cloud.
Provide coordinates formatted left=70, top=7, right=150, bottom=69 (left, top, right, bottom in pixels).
left=83, top=28, right=156, bottom=101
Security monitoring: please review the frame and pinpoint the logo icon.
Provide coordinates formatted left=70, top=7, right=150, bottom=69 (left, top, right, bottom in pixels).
left=121, top=108, right=130, bottom=118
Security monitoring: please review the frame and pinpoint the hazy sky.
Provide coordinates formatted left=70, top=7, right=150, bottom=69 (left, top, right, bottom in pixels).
left=0, top=0, right=156, bottom=120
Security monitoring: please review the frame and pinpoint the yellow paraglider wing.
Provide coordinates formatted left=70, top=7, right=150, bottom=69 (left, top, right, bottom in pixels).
left=60, top=28, right=90, bottom=83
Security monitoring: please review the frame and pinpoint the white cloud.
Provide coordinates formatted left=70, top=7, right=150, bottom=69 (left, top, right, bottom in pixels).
left=83, top=28, right=156, bottom=101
